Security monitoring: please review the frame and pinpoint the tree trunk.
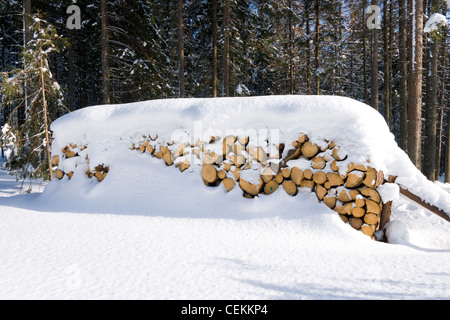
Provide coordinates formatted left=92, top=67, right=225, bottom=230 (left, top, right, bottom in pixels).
left=362, top=0, right=368, bottom=104
left=20, top=0, right=32, bottom=127
left=314, top=0, right=320, bottom=95
left=382, top=0, right=391, bottom=128
left=288, top=0, right=294, bottom=95
left=398, top=0, right=408, bottom=152
left=370, top=0, right=379, bottom=111
left=437, top=31, right=448, bottom=180
left=68, top=29, right=74, bottom=111
left=178, top=0, right=185, bottom=98
left=423, top=0, right=440, bottom=180
left=306, top=0, right=312, bottom=95
left=212, top=0, right=218, bottom=97
left=38, top=20, right=53, bottom=181
left=407, top=0, right=424, bottom=168
left=223, top=0, right=230, bottom=97
left=101, top=0, right=110, bottom=104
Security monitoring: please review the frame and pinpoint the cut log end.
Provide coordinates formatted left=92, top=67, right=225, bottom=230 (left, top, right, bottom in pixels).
left=264, top=180, right=279, bottom=195
left=222, top=178, right=236, bottom=192
left=202, top=164, right=218, bottom=184
left=282, top=180, right=298, bottom=196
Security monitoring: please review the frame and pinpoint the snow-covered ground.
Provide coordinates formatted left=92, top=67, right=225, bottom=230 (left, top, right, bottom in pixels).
left=1, top=158, right=450, bottom=300
left=1, top=96, right=450, bottom=300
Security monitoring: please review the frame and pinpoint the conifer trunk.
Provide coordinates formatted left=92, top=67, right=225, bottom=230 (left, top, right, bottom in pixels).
left=382, top=0, right=391, bottom=128
left=223, top=0, right=230, bottom=97
left=398, top=0, right=408, bottom=151
left=314, top=0, right=320, bottom=95
left=370, top=0, right=379, bottom=111
left=38, top=20, right=53, bottom=181
left=362, top=0, right=368, bottom=104
left=212, top=0, right=217, bottom=97
left=178, top=0, right=185, bottom=98
left=101, top=0, right=110, bottom=104
left=423, top=0, right=440, bottom=180
left=407, top=0, right=424, bottom=169
left=21, top=0, right=32, bottom=127
left=288, top=0, right=294, bottom=95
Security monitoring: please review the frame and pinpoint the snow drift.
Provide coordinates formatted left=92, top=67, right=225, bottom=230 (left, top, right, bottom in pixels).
left=45, top=95, right=450, bottom=220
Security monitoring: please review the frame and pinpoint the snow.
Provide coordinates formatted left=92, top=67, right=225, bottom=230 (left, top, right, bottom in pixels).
left=240, top=163, right=263, bottom=185
left=1, top=158, right=450, bottom=299
left=377, top=183, right=400, bottom=204
left=424, top=13, right=448, bottom=33
left=383, top=220, right=410, bottom=245
left=1, top=95, right=450, bottom=299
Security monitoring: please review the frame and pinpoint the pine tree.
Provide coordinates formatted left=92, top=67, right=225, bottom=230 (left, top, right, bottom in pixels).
left=0, top=13, right=67, bottom=181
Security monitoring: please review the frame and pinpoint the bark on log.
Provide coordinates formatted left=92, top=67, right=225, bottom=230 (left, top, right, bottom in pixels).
left=283, top=148, right=302, bottom=163
left=379, top=176, right=397, bottom=229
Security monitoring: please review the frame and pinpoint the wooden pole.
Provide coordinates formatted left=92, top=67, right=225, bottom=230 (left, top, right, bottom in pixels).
left=399, top=187, right=450, bottom=223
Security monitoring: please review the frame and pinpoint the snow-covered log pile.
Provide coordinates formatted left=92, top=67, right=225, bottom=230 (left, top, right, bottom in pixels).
left=125, top=132, right=390, bottom=238
left=49, top=96, right=450, bottom=238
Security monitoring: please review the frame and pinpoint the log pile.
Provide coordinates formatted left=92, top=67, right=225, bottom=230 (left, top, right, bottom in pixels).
left=52, top=144, right=109, bottom=183
left=128, top=132, right=388, bottom=238
left=51, top=131, right=390, bottom=239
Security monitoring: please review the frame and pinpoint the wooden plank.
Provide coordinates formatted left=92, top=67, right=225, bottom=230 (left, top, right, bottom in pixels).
left=399, top=186, right=450, bottom=224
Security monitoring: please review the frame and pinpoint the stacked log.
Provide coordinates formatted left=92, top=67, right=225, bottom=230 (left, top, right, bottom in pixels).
left=53, top=144, right=109, bottom=182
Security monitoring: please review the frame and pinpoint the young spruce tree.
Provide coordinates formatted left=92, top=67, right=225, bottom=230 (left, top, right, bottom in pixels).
left=1, top=13, right=67, bottom=181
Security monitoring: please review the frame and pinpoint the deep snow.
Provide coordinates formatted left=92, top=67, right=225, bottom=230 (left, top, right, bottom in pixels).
left=1, top=96, right=450, bottom=300
left=0, top=158, right=450, bottom=300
